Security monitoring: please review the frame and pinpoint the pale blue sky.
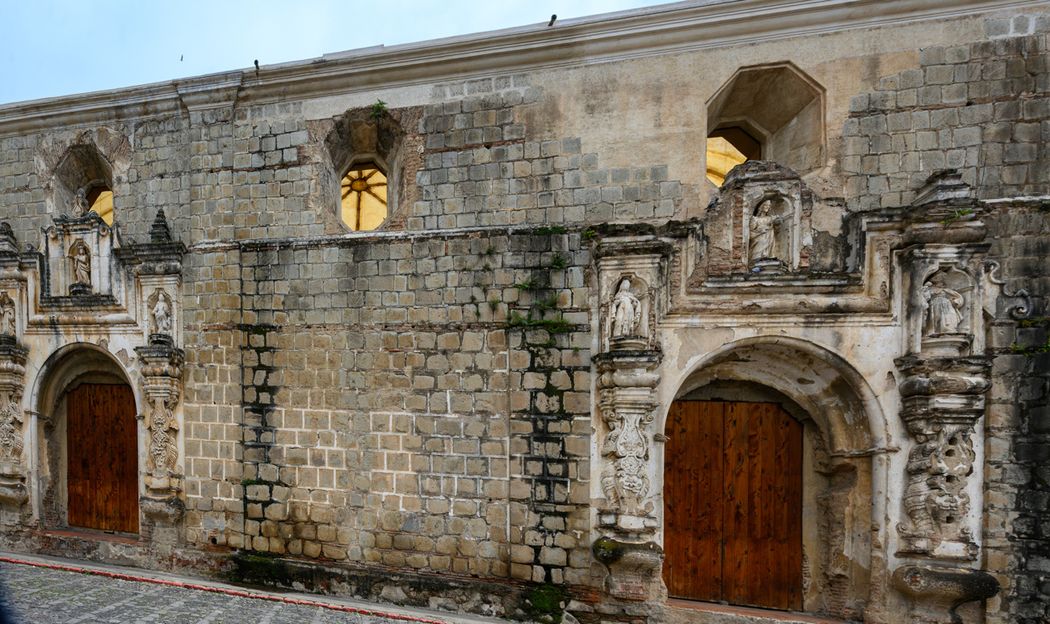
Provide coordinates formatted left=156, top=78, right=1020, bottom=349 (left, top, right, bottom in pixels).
left=1, top=0, right=669, bottom=105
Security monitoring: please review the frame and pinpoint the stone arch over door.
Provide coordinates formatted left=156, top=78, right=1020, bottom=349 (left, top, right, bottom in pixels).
left=31, top=344, right=142, bottom=533
left=659, top=337, right=887, bottom=620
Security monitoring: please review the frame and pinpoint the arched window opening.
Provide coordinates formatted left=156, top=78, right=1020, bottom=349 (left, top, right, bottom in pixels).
left=86, top=186, right=114, bottom=225
left=340, top=163, right=388, bottom=231
left=706, top=127, right=761, bottom=186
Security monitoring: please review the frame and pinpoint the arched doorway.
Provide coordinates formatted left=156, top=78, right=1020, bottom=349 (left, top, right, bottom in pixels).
left=660, top=338, right=884, bottom=620
left=35, top=345, right=139, bottom=534
left=664, top=399, right=802, bottom=610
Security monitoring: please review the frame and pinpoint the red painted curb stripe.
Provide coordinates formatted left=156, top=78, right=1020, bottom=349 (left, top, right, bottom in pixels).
left=0, top=556, right=450, bottom=624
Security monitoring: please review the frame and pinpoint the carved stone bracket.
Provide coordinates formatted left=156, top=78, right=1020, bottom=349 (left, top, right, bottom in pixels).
left=135, top=341, right=184, bottom=505
left=891, top=565, right=999, bottom=624
left=0, top=339, right=28, bottom=509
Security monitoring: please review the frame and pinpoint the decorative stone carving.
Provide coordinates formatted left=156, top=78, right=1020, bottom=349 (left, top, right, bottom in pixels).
left=148, top=288, right=174, bottom=340
left=748, top=194, right=794, bottom=273
left=0, top=293, right=14, bottom=337
left=68, top=239, right=92, bottom=292
left=596, top=351, right=660, bottom=524
left=594, top=239, right=669, bottom=534
left=922, top=276, right=964, bottom=336
left=894, top=357, right=988, bottom=560
left=0, top=339, right=28, bottom=509
left=609, top=278, right=643, bottom=339
left=891, top=566, right=999, bottom=624
left=135, top=340, right=184, bottom=511
left=70, top=187, right=89, bottom=218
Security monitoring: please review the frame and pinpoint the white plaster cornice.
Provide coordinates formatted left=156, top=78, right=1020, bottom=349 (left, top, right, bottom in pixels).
left=0, top=0, right=1043, bottom=134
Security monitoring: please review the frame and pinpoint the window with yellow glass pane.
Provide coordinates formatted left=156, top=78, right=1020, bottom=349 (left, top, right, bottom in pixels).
left=87, top=187, right=114, bottom=225
left=340, top=164, right=387, bottom=231
left=705, top=127, right=762, bottom=187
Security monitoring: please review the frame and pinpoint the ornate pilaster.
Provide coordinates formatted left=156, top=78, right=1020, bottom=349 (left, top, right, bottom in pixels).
left=129, top=209, right=187, bottom=524
left=135, top=339, right=184, bottom=521
left=0, top=338, right=28, bottom=509
left=890, top=171, right=1013, bottom=620
left=591, top=235, right=672, bottom=601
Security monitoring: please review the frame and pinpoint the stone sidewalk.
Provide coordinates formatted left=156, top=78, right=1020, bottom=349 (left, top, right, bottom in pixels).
left=0, top=552, right=498, bottom=624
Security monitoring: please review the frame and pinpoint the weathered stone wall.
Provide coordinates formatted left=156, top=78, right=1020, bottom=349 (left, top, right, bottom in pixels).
left=984, top=203, right=1050, bottom=624
left=844, top=24, right=1050, bottom=209
left=0, top=3, right=1048, bottom=624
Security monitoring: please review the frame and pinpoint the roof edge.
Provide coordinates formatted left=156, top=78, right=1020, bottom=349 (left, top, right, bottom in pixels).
left=0, top=0, right=1040, bottom=134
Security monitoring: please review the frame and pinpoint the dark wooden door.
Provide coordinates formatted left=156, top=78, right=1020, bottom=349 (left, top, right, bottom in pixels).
left=67, top=383, right=139, bottom=533
left=663, top=400, right=802, bottom=610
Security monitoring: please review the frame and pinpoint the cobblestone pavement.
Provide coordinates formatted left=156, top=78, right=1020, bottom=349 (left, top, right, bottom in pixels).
left=0, top=559, right=455, bottom=624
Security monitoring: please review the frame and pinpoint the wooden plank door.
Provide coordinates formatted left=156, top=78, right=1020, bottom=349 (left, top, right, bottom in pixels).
left=663, top=400, right=802, bottom=610
left=67, top=383, right=139, bottom=533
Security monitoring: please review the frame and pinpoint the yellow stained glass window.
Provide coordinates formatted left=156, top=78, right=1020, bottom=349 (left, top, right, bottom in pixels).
left=705, top=136, right=748, bottom=187
left=340, top=164, right=387, bottom=231
left=88, top=189, right=114, bottom=225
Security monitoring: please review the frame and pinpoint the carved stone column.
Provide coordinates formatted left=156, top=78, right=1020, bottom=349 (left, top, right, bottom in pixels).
left=0, top=223, right=28, bottom=512
left=0, top=337, right=28, bottom=510
left=591, top=236, right=672, bottom=601
left=135, top=340, right=184, bottom=523
left=890, top=171, right=1024, bottom=621
left=125, top=210, right=187, bottom=525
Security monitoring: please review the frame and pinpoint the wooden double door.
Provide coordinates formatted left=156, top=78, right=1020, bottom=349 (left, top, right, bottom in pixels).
left=67, top=383, right=139, bottom=534
left=663, top=400, right=803, bottom=610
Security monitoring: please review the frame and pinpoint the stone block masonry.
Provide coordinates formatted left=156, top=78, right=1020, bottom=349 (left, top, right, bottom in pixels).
left=179, top=226, right=594, bottom=613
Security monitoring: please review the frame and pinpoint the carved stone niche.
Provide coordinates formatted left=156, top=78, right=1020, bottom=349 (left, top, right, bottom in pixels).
left=591, top=235, right=671, bottom=602
left=44, top=208, right=121, bottom=301
left=117, top=210, right=186, bottom=349
left=699, top=160, right=812, bottom=278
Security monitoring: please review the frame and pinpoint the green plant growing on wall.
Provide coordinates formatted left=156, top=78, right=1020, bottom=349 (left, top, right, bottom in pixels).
left=941, top=207, right=974, bottom=227
left=370, top=99, right=388, bottom=119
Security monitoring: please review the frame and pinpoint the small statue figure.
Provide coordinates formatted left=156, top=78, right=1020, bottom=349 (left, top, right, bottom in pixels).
left=749, top=198, right=783, bottom=263
left=0, top=293, right=14, bottom=337
left=609, top=278, right=642, bottom=338
left=69, top=242, right=91, bottom=286
left=151, top=292, right=173, bottom=335
left=71, top=188, right=89, bottom=218
left=923, top=277, right=964, bottom=335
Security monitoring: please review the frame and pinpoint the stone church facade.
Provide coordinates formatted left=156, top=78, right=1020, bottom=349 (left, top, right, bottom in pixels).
left=0, top=1, right=1047, bottom=623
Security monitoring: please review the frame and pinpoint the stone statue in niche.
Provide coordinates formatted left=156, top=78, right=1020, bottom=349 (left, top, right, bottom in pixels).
left=0, top=293, right=14, bottom=337
left=748, top=196, right=791, bottom=272
left=71, top=187, right=89, bottom=218
left=922, top=276, right=964, bottom=336
left=68, top=240, right=91, bottom=287
left=609, top=278, right=642, bottom=338
left=150, top=291, right=173, bottom=336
